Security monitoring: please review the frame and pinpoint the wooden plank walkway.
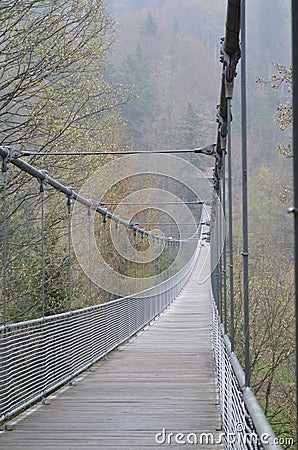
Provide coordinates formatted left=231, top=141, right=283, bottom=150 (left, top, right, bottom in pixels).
left=0, top=246, right=223, bottom=449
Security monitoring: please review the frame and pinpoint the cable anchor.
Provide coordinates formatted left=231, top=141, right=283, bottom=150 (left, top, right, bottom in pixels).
left=39, top=171, right=48, bottom=195
left=1, top=147, right=10, bottom=183
left=67, top=188, right=74, bottom=214
left=288, top=207, right=298, bottom=215
left=194, top=143, right=216, bottom=156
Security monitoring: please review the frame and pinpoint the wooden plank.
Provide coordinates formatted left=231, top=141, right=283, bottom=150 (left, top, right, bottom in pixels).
left=0, top=246, right=223, bottom=449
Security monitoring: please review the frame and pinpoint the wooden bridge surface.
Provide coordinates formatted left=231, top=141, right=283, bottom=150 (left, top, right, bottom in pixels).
left=0, top=246, right=223, bottom=449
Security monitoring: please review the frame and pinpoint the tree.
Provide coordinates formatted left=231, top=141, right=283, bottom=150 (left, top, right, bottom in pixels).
left=257, top=64, right=293, bottom=160
left=140, top=12, right=158, bottom=36
left=120, top=45, right=158, bottom=149
left=172, top=18, right=181, bottom=35
left=0, top=0, right=130, bottom=173
left=232, top=167, right=295, bottom=443
left=0, top=0, right=130, bottom=323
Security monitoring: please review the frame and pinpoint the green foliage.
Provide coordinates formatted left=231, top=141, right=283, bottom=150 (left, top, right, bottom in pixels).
left=250, top=167, right=292, bottom=248
left=233, top=249, right=295, bottom=443
left=0, top=0, right=131, bottom=324
left=255, top=64, right=293, bottom=163
left=231, top=166, right=295, bottom=444
left=120, top=45, right=158, bottom=148
left=172, top=102, right=208, bottom=171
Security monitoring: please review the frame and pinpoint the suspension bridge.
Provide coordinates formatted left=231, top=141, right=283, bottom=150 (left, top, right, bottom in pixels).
left=0, top=1, right=296, bottom=449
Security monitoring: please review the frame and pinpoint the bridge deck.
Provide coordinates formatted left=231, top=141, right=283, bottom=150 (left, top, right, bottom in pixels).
left=0, top=247, right=223, bottom=449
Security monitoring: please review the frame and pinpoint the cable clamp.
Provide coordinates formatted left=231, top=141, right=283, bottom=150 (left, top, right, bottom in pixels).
left=216, top=108, right=227, bottom=141
left=220, top=41, right=240, bottom=98
left=217, top=112, right=230, bottom=153
left=194, top=143, right=216, bottom=156
left=10, top=149, right=23, bottom=159
left=88, top=199, right=98, bottom=215
left=67, top=188, right=74, bottom=213
left=133, top=223, right=140, bottom=237
left=0, top=146, right=21, bottom=161
left=1, top=148, right=10, bottom=183
left=213, top=173, right=220, bottom=194
left=87, top=200, right=92, bottom=216
left=39, top=170, right=48, bottom=193
left=115, top=216, right=120, bottom=229
left=102, top=208, right=108, bottom=224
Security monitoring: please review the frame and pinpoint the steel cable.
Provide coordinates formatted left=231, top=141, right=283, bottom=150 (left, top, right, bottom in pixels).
left=241, top=0, right=250, bottom=388
left=227, top=97, right=235, bottom=352
left=67, top=193, right=73, bottom=312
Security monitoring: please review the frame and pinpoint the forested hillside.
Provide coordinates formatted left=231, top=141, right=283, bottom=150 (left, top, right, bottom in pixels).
left=0, top=0, right=132, bottom=320
left=109, top=0, right=291, bottom=173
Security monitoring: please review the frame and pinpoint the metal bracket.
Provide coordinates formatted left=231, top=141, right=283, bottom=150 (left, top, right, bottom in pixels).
left=214, top=138, right=224, bottom=183
left=288, top=207, right=298, bottom=215
left=217, top=108, right=232, bottom=147
left=213, top=167, right=220, bottom=193
left=115, top=216, right=120, bottom=229
left=67, top=188, right=74, bottom=214
left=217, top=107, right=227, bottom=142
left=220, top=40, right=240, bottom=98
left=1, top=147, right=12, bottom=184
left=88, top=199, right=99, bottom=214
left=39, top=170, right=48, bottom=194
left=102, top=208, right=108, bottom=224
left=1, top=151, right=10, bottom=183
left=0, top=147, right=24, bottom=160
left=0, top=146, right=11, bottom=159
left=194, top=143, right=216, bottom=156
left=133, top=223, right=139, bottom=237
left=11, top=149, right=23, bottom=159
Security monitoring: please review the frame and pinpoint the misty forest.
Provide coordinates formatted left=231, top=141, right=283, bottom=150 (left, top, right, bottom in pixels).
left=0, top=0, right=295, bottom=447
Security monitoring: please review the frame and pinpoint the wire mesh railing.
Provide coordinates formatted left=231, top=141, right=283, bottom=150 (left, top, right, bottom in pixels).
left=210, top=184, right=283, bottom=449
left=0, top=144, right=204, bottom=425
left=213, top=302, right=259, bottom=450
left=212, top=299, right=281, bottom=450
left=0, top=239, right=200, bottom=424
